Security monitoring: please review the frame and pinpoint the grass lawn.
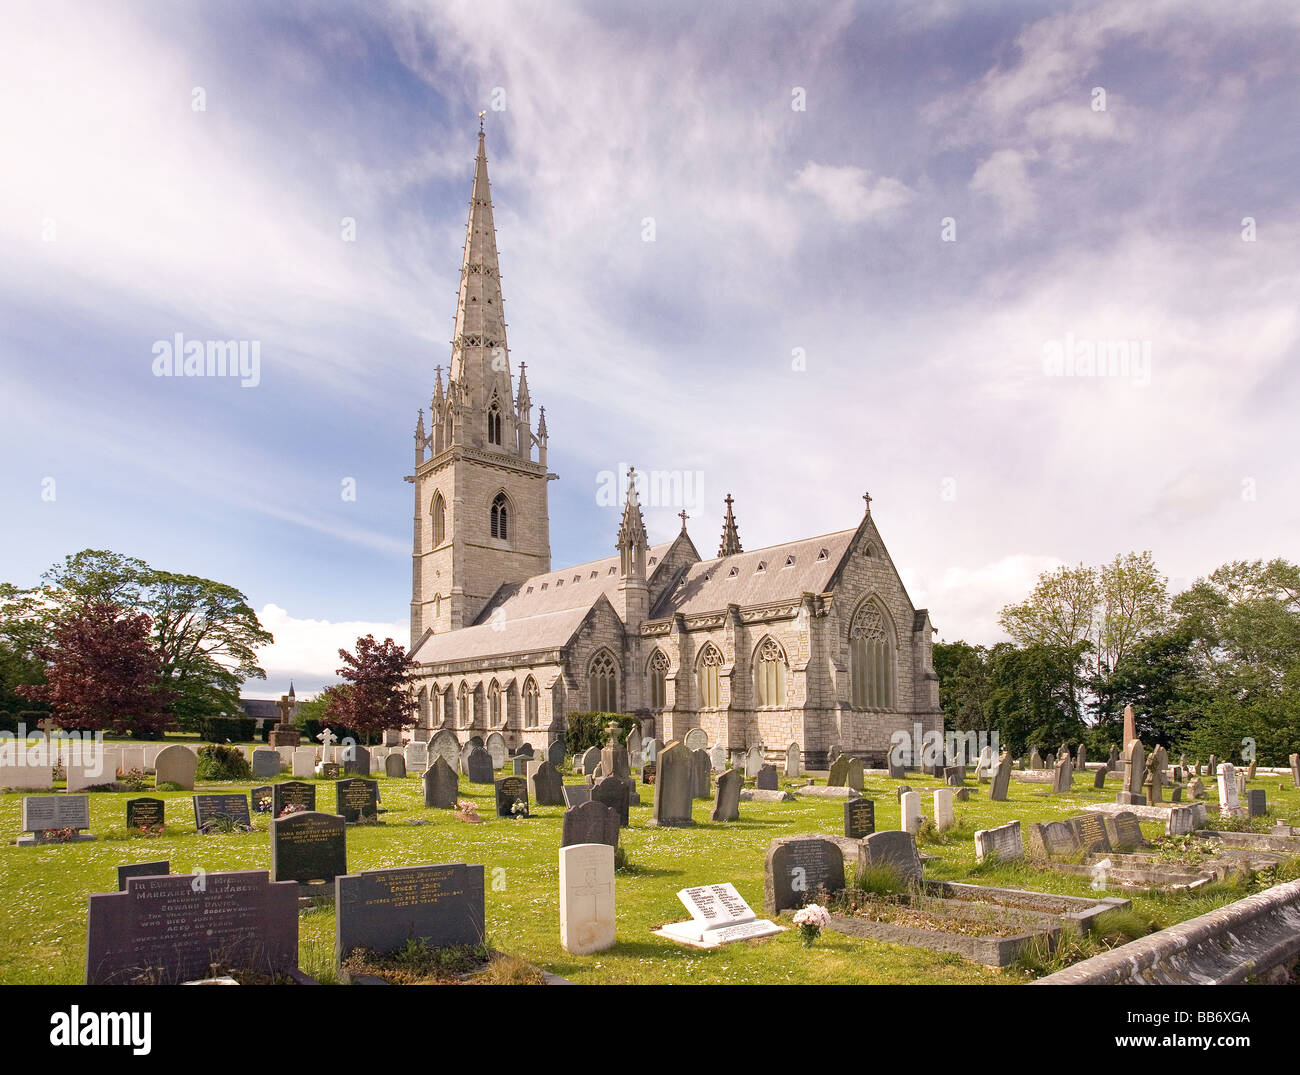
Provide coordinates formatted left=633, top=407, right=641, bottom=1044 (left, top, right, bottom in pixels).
left=2, top=760, right=1297, bottom=985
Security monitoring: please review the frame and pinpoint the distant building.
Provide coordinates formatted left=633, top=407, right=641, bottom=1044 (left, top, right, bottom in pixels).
left=239, top=682, right=297, bottom=732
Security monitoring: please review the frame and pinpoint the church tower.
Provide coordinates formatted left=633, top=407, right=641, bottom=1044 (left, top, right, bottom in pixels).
left=409, top=127, right=552, bottom=647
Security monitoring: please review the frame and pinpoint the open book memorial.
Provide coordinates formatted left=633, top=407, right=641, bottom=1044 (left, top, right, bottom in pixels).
left=654, top=883, right=784, bottom=949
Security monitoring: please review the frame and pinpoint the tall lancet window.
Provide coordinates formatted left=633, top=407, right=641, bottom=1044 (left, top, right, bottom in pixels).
left=697, top=644, right=723, bottom=709
left=589, top=650, right=618, bottom=712
left=850, top=598, right=895, bottom=709
left=487, top=404, right=503, bottom=446
left=431, top=491, right=446, bottom=547
left=457, top=682, right=470, bottom=728
left=488, top=680, right=502, bottom=725
left=490, top=493, right=509, bottom=540
left=523, top=676, right=540, bottom=728
left=647, top=649, right=670, bottom=709
left=754, top=637, right=788, bottom=708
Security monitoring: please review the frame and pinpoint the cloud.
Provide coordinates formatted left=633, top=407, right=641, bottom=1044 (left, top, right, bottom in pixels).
left=790, top=162, right=915, bottom=222
left=968, top=148, right=1038, bottom=228
left=247, top=604, right=409, bottom=698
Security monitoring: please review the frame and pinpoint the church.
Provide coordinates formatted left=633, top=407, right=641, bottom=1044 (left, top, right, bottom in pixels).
left=405, top=129, right=943, bottom=768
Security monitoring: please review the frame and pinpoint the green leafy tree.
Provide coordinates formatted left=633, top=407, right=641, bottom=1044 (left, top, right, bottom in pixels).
left=933, top=641, right=992, bottom=731
left=984, top=641, right=1088, bottom=757
left=0, top=584, right=51, bottom=718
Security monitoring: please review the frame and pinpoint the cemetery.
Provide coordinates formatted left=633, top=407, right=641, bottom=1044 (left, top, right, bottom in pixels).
left=2, top=732, right=1298, bottom=986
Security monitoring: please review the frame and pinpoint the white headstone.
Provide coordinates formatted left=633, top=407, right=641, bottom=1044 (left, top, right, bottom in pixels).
left=559, top=843, right=616, bottom=955
left=933, top=788, right=954, bottom=832
left=709, top=745, right=726, bottom=770
left=785, top=742, right=800, bottom=778
left=292, top=747, right=316, bottom=778
left=404, top=742, right=428, bottom=771
left=743, top=746, right=764, bottom=779
left=900, top=790, right=922, bottom=835
left=1217, top=764, right=1242, bottom=818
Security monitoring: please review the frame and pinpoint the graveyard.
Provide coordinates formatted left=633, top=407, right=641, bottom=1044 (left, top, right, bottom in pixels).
left=3, top=734, right=1298, bottom=986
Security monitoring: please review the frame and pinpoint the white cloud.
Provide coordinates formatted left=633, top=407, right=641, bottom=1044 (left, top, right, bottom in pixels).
left=790, top=162, right=914, bottom=222
left=969, top=148, right=1038, bottom=228
left=248, top=604, right=409, bottom=698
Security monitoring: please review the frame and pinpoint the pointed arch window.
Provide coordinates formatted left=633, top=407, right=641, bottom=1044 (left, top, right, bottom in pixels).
left=754, top=637, right=788, bottom=708
left=488, top=679, right=502, bottom=726
left=490, top=493, right=510, bottom=540
left=850, top=599, right=895, bottom=709
left=443, top=685, right=454, bottom=726
left=523, top=676, right=540, bottom=728
left=647, top=649, right=670, bottom=709
left=431, top=491, right=446, bottom=547
left=697, top=644, right=723, bottom=709
left=487, top=404, right=503, bottom=446
left=457, top=682, right=470, bottom=728
left=589, top=650, right=619, bottom=712
left=417, top=686, right=430, bottom=726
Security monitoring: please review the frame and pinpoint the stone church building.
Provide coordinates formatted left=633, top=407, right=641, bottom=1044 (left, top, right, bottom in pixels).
left=405, top=130, right=942, bottom=767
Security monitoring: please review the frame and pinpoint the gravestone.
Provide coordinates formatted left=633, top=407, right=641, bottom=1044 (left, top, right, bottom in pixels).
left=1189, top=777, right=1206, bottom=799
left=562, top=799, right=619, bottom=849
left=335, top=778, right=379, bottom=823
left=944, top=766, right=964, bottom=787
left=1171, top=785, right=1184, bottom=803
left=515, top=744, right=535, bottom=759
left=933, top=788, right=955, bottom=832
left=1106, top=811, right=1146, bottom=850
left=844, top=756, right=864, bottom=792
left=683, top=728, right=708, bottom=751
left=710, top=769, right=743, bottom=822
left=153, top=744, right=197, bottom=790
left=271, top=811, right=347, bottom=891
left=429, top=729, right=460, bottom=770
left=460, top=744, right=477, bottom=775
left=650, top=741, right=694, bottom=827
left=1290, top=753, right=1300, bottom=789
left=657, top=883, right=784, bottom=947
left=763, top=835, right=846, bottom=914
left=1166, top=805, right=1197, bottom=836
left=513, top=756, right=528, bottom=777
left=1118, top=739, right=1145, bottom=805
left=335, top=864, right=485, bottom=963
left=341, top=743, right=370, bottom=777
left=422, top=757, right=458, bottom=808
left=251, top=748, right=281, bottom=779
left=385, top=754, right=407, bottom=779
left=710, top=744, right=727, bottom=771
left=844, top=797, right=875, bottom=839
left=974, top=820, right=1023, bottom=864
left=466, top=746, right=494, bottom=785
left=643, top=738, right=661, bottom=765
left=494, top=776, right=529, bottom=818
left=895, top=784, right=913, bottom=802
left=1052, top=755, right=1073, bottom=793
left=1093, top=767, right=1107, bottom=790
left=1146, top=745, right=1168, bottom=804
left=1027, top=820, right=1080, bottom=859
left=193, top=793, right=251, bottom=832
left=827, top=755, right=850, bottom=788
left=755, top=764, right=778, bottom=791
left=625, top=727, right=642, bottom=761
left=785, top=742, right=800, bottom=778
left=579, top=746, right=601, bottom=776
left=1027, top=748, right=1043, bottom=770
left=900, top=790, right=921, bottom=835
left=468, top=735, right=484, bottom=748
left=559, top=842, right=616, bottom=954
left=591, top=774, right=633, bottom=826
left=1065, top=813, right=1112, bottom=854
left=404, top=742, right=429, bottom=772
left=1217, top=764, right=1242, bottom=818
left=117, top=860, right=168, bottom=891
left=989, top=752, right=1012, bottom=802
left=251, top=785, right=273, bottom=814
left=86, top=870, right=298, bottom=984
left=562, top=784, right=591, bottom=808
left=292, top=748, right=316, bottom=778
left=125, top=797, right=164, bottom=831
left=1208, top=754, right=1217, bottom=776
left=600, top=734, right=630, bottom=779
left=642, top=762, right=656, bottom=784
left=529, top=760, right=564, bottom=806
left=1123, top=703, right=1137, bottom=746
left=1076, top=742, right=1087, bottom=770
left=1107, top=745, right=1119, bottom=771
left=1246, top=788, right=1266, bottom=818
left=19, top=794, right=92, bottom=844
left=273, top=780, right=316, bottom=816
left=546, top=739, right=566, bottom=768
left=691, top=749, right=711, bottom=799
left=742, top=746, right=764, bottom=779
left=861, top=830, right=923, bottom=885
left=485, top=732, right=507, bottom=769
left=887, top=751, right=907, bottom=780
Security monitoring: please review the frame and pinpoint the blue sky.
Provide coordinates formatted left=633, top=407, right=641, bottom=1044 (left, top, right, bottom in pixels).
left=2, top=0, right=1298, bottom=695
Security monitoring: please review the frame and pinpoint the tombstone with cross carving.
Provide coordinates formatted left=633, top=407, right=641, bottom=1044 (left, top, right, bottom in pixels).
left=559, top=842, right=615, bottom=954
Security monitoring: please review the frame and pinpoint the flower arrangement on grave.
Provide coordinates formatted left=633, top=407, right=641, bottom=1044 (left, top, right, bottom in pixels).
left=256, top=794, right=274, bottom=814
left=454, top=799, right=484, bottom=824
left=45, top=827, right=78, bottom=843
left=136, top=823, right=164, bottom=837
left=792, top=903, right=831, bottom=947
left=510, top=798, right=529, bottom=819
left=277, top=802, right=306, bottom=817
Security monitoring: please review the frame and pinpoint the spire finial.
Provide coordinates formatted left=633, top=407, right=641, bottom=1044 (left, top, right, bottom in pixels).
left=678, top=509, right=689, bottom=532
left=718, top=494, right=743, bottom=557
left=863, top=490, right=872, bottom=514
left=478, top=110, right=485, bottom=133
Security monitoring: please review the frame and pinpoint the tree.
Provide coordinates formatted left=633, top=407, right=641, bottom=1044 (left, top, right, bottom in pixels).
left=16, top=601, right=175, bottom=736
left=933, top=641, right=993, bottom=731
left=998, top=563, right=1097, bottom=716
left=1104, top=627, right=1207, bottom=749
left=984, top=641, right=1088, bottom=757
left=325, top=635, right=416, bottom=742
left=0, top=584, right=51, bottom=719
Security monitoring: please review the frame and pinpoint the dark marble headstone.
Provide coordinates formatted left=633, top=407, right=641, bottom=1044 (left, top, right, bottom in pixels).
left=250, top=785, right=273, bottom=814
left=335, top=863, right=485, bottom=963
left=273, top=780, right=317, bottom=816
left=423, top=756, right=459, bottom=808
left=860, top=830, right=923, bottom=885
left=515, top=744, right=535, bottom=759
left=343, top=745, right=370, bottom=777
left=1246, top=788, right=1267, bottom=818
left=495, top=776, right=529, bottom=818
left=468, top=736, right=484, bottom=749
left=335, top=778, right=379, bottom=823
left=709, top=769, right=742, bottom=822
left=529, top=760, right=564, bottom=806
left=561, top=800, right=619, bottom=849
left=272, top=811, right=347, bottom=889
left=116, top=860, right=168, bottom=891
left=466, top=746, right=494, bottom=784
left=125, top=797, right=164, bottom=831
left=1065, top=813, right=1111, bottom=854
left=561, top=784, right=591, bottom=808
left=763, top=835, right=846, bottom=914
left=193, top=793, right=251, bottom=832
left=385, top=754, right=407, bottom=778
left=844, top=797, right=875, bottom=839
left=87, top=870, right=298, bottom=984
left=591, top=774, right=633, bottom=826
left=251, top=748, right=281, bottom=779
left=755, top=764, right=778, bottom=791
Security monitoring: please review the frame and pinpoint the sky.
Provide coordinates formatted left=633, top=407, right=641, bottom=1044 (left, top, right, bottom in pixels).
left=2, top=0, right=1297, bottom=697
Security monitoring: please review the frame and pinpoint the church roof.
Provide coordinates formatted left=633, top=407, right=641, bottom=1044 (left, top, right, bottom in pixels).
left=649, top=528, right=858, bottom=619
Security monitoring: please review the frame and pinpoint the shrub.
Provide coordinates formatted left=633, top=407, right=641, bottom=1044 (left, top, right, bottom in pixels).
left=195, top=744, right=252, bottom=781
left=564, top=712, right=638, bottom=756
left=115, top=768, right=149, bottom=792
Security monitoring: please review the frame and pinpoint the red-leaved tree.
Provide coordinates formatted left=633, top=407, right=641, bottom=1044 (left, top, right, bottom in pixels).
left=325, top=635, right=416, bottom=742
left=17, top=601, right=175, bottom=736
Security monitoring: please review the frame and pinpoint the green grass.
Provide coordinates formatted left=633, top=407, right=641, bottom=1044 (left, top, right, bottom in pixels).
left=2, top=764, right=1296, bottom=985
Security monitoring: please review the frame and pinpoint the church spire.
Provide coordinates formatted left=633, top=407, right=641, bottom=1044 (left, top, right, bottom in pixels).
left=617, top=467, right=649, bottom=555
left=718, top=493, right=743, bottom=556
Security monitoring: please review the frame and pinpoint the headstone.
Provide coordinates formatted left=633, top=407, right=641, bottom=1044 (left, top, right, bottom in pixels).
left=650, top=741, right=694, bottom=827
left=844, top=756, right=864, bottom=792
left=691, top=748, right=711, bottom=799
left=1027, top=748, right=1043, bottom=771
left=741, top=746, right=763, bottom=779
left=625, top=727, right=642, bottom=761
left=1065, top=813, right=1112, bottom=854
left=755, top=764, right=778, bottom=791
left=844, top=797, right=875, bottom=839
left=292, top=747, right=316, bottom=778
left=1106, top=811, right=1146, bottom=850
left=601, top=734, right=630, bottom=779
left=763, top=836, right=846, bottom=914
left=656, top=883, right=784, bottom=947
left=1171, top=784, right=1184, bottom=803
left=335, top=778, right=379, bottom=823
left=562, top=800, right=619, bottom=849
left=710, top=744, right=727, bottom=771
left=117, top=860, right=168, bottom=891
left=887, top=752, right=907, bottom=780
left=591, top=774, right=633, bottom=826
left=87, top=871, right=298, bottom=984
left=1122, top=703, right=1136, bottom=747
left=529, top=760, right=564, bottom=806
left=514, top=743, right=535, bottom=759
left=895, top=784, right=913, bottom=802
left=1246, top=788, right=1266, bottom=818
left=192, top=793, right=251, bottom=832
left=1122, top=739, right=1145, bottom=801
left=1146, top=744, right=1168, bottom=804
left=404, top=742, right=429, bottom=771
left=1093, top=767, right=1107, bottom=790
left=944, top=766, right=964, bottom=787
left=643, top=738, right=661, bottom=765
left=494, top=776, right=529, bottom=818
left=466, top=746, right=494, bottom=784
left=1027, top=820, right=1081, bottom=859
left=547, top=739, right=566, bottom=768
left=341, top=743, right=370, bottom=777
left=251, top=748, right=281, bottom=779
left=1290, top=753, right=1300, bottom=789
left=512, top=756, right=528, bottom=776
left=382, top=754, right=406, bottom=779
left=989, top=752, right=1012, bottom=802
left=1075, top=742, right=1087, bottom=770
left=580, top=746, right=601, bottom=776
left=900, top=790, right=921, bottom=835
left=273, top=780, right=316, bottom=816
left=271, top=811, right=347, bottom=890
left=860, top=830, right=923, bottom=885
left=562, top=784, right=591, bottom=808
left=933, top=788, right=954, bottom=832
left=153, top=744, right=197, bottom=790
left=422, top=757, right=458, bottom=808
left=335, top=864, right=485, bottom=963
left=19, top=794, right=92, bottom=843
left=642, top=762, right=656, bottom=784
left=1217, top=764, right=1242, bottom=818
left=1052, top=755, right=1073, bottom=793
left=710, top=769, right=743, bottom=822
left=1208, top=754, right=1217, bottom=777
left=559, top=843, right=616, bottom=954
left=1166, top=805, right=1197, bottom=836
left=683, top=728, right=708, bottom=751
left=827, top=755, right=850, bottom=788
left=973, top=820, right=1023, bottom=864
left=1107, top=745, right=1119, bottom=771
left=125, top=797, right=164, bottom=831
left=1189, top=777, right=1206, bottom=799
left=429, top=729, right=460, bottom=770
left=484, top=732, right=507, bottom=769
